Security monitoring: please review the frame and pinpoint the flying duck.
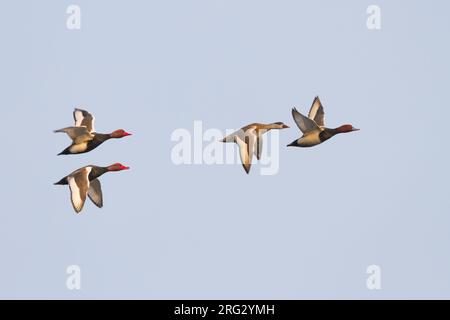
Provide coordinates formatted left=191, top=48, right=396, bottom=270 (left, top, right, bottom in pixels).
left=221, top=122, right=289, bottom=174
left=54, top=108, right=132, bottom=155
left=54, top=163, right=130, bottom=213
left=287, top=96, right=359, bottom=148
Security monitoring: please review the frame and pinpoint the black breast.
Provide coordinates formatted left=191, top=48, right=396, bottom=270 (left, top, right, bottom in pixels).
left=88, top=166, right=108, bottom=181
left=319, top=129, right=337, bottom=143
left=86, top=134, right=111, bottom=152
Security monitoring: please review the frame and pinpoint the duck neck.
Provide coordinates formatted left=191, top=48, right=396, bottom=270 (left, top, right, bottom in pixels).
left=327, top=128, right=341, bottom=135
left=89, top=166, right=109, bottom=180
left=320, top=128, right=340, bottom=142
left=94, top=133, right=112, bottom=142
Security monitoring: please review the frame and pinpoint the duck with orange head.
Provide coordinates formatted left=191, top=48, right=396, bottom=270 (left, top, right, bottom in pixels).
left=287, top=96, right=359, bottom=148
left=54, top=108, right=132, bottom=155
left=54, top=163, right=130, bottom=214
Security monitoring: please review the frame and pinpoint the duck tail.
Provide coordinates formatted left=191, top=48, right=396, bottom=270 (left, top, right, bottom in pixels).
left=54, top=177, right=67, bottom=185
left=221, top=135, right=234, bottom=143
left=57, top=147, right=71, bottom=156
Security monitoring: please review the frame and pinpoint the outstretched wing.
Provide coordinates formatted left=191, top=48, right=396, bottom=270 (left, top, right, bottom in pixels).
left=292, top=107, right=320, bottom=134
left=255, top=130, right=264, bottom=160
left=308, top=96, right=325, bottom=127
left=74, top=108, right=96, bottom=133
left=88, top=179, right=103, bottom=208
left=68, top=167, right=91, bottom=214
left=54, top=126, right=94, bottom=144
left=234, top=128, right=256, bottom=174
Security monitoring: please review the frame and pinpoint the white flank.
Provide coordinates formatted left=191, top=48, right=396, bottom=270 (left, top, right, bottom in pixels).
left=70, top=142, right=88, bottom=153
left=298, top=132, right=322, bottom=147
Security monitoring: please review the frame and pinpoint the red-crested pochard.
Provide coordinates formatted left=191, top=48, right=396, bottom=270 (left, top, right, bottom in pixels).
left=287, top=96, right=359, bottom=147
left=54, top=108, right=132, bottom=155
left=54, top=163, right=129, bottom=213
left=221, top=122, right=289, bottom=174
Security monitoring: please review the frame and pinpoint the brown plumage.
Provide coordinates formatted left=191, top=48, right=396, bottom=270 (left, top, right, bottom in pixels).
left=287, top=96, right=359, bottom=147
left=221, top=122, right=289, bottom=174
left=54, top=163, right=130, bottom=214
left=54, top=108, right=132, bottom=155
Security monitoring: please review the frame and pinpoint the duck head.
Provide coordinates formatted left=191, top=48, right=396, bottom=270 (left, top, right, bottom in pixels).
left=335, top=124, right=359, bottom=133
left=110, top=129, right=132, bottom=138
left=107, top=163, right=130, bottom=171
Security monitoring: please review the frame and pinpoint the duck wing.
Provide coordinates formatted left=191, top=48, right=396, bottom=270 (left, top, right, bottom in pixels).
left=68, top=167, right=92, bottom=213
left=88, top=179, right=103, bottom=208
left=254, top=129, right=264, bottom=160
left=292, top=107, right=320, bottom=134
left=235, top=128, right=256, bottom=174
left=308, top=96, right=325, bottom=127
left=54, top=126, right=94, bottom=144
left=74, top=108, right=96, bottom=133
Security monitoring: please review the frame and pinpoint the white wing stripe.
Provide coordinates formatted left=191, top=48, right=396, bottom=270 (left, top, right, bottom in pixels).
left=91, top=116, right=96, bottom=133
left=74, top=110, right=84, bottom=127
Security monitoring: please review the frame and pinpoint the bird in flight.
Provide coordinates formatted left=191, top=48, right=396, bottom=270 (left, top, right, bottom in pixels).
left=54, top=163, right=130, bottom=213
left=287, top=96, right=359, bottom=148
left=222, top=122, right=289, bottom=174
left=54, top=108, right=132, bottom=155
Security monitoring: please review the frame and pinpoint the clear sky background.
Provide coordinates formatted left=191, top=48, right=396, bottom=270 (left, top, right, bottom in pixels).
left=1, top=0, right=449, bottom=299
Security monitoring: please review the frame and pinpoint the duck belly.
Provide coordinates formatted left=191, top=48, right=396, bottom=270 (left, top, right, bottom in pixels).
left=298, top=132, right=322, bottom=147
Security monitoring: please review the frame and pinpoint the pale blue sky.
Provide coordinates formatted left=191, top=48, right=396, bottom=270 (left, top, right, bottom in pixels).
left=1, top=0, right=449, bottom=299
